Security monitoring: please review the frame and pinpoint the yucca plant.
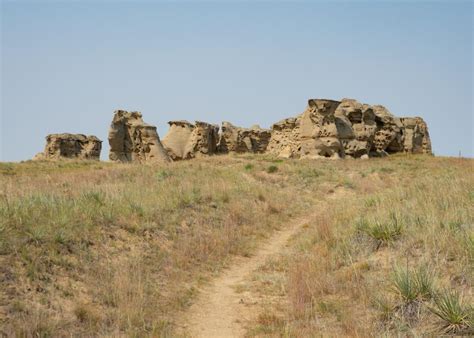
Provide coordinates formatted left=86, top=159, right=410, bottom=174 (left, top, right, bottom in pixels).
left=357, top=213, right=403, bottom=249
left=390, top=264, right=436, bottom=325
left=391, top=265, right=436, bottom=302
left=372, top=295, right=396, bottom=322
left=413, top=265, right=436, bottom=300
left=429, top=290, right=473, bottom=334
left=391, top=265, right=418, bottom=303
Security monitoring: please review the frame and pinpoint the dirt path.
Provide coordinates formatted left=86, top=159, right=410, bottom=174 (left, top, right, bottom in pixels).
left=179, top=213, right=316, bottom=338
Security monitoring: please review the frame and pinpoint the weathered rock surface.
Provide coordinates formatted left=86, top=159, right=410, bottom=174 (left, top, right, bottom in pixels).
left=162, top=120, right=219, bottom=160
left=400, top=117, right=432, bottom=154
left=267, top=98, right=431, bottom=159
left=108, top=110, right=170, bottom=163
left=266, top=117, right=300, bottom=158
left=299, top=99, right=343, bottom=159
left=335, top=98, right=377, bottom=158
left=217, top=122, right=271, bottom=154
left=34, top=133, right=102, bottom=160
left=267, top=99, right=344, bottom=159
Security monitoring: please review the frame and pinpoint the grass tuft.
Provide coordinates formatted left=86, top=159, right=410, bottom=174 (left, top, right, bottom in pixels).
left=429, top=290, right=473, bottom=334
left=390, top=265, right=435, bottom=303
left=356, top=213, right=403, bottom=248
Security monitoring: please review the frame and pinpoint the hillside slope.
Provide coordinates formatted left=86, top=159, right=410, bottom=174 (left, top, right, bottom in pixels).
left=0, top=155, right=472, bottom=336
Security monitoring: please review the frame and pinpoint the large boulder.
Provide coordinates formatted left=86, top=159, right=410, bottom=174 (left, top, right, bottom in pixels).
left=162, top=120, right=219, bottom=160
left=34, top=133, right=102, bottom=160
left=108, top=110, right=170, bottom=163
left=217, top=122, right=271, bottom=154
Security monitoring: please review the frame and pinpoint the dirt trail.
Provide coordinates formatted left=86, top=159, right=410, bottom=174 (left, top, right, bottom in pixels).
left=180, top=213, right=316, bottom=338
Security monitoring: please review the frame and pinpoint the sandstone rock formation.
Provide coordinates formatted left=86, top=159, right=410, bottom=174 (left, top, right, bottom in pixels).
left=108, top=110, right=170, bottom=163
left=217, top=122, right=271, bottom=154
left=34, top=133, right=102, bottom=160
left=267, top=99, right=344, bottom=159
left=34, top=99, right=429, bottom=163
left=267, top=98, right=431, bottom=159
left=400, top=117, right=432, bottom=154
left=162, top=121, right=219, bottom=160
left=334, top=99, right=377, bottom=158
left=266, top=117, right=300, bottom=158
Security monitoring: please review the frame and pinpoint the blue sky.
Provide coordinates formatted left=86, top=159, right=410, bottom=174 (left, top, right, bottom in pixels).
left=1, top=1, right=473, bottom=161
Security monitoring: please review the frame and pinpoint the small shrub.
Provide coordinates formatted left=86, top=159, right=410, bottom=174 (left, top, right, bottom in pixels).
left=372, top=295, right=396, bottom=321
left=317, top=300, right=341, bottom=317
left=297, top=168, right=324, bottom=183
left=129, top=202, right=145, bottom=217
left=343, top=179, right=355, bottom=189
left=257, top=312, right=285, bottom=328
left=468, top=190, right=474, bottom=201
left=74, top=303, right=100, bottom=325
left=267, top=165, right=278, bottom=174
left=244, top=164, right=254, bottom=170
left=364, top=197, right=378, bottom=208
left=221, top=192, right=230, bottom=203
left=82, top=191, right=105, bottom=206
left=156, top=169, right=172, bottom=181
left=429, top=290, right=473, bottom=334
left=380, top=167, right=395, bottom=173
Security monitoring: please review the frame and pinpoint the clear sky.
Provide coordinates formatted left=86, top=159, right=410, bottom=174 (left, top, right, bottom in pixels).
left=1, top=0, right=473, bottom=161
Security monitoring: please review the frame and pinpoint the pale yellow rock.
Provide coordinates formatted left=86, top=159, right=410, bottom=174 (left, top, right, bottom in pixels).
left=34, top=133, right=102, bottom=160
left=400, top=117, right=432, bottom=154
left=266, top=97, right=431, bottom=159
left=162, top=120, right=219, bottom=160
left=108, top=110, right=170, bottom=163
left=217, top=122, right=271, bottom=154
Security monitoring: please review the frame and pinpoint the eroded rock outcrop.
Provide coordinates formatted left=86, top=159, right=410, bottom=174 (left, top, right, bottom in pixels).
left=335, top=99, right=377, bottom=158
left=267, top=98, right=431, bottom=159
left=266, top=117, right=300, bottom=158
left=400, top=117, right=432, bottom=154
left=108, top=110, right=170, bottom=163
left=34, top=133, right=102, bottom=160
left=217, top=122, right=271, bottom=154
left=299, top=99, right=343, bottom=159
left=267, top=99, right=344, bottom=159
left=162, top=120, right=219, bottom=160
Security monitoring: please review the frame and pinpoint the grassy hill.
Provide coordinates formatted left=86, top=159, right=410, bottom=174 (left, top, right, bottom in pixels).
left=0, top=155, right=472, bottom=336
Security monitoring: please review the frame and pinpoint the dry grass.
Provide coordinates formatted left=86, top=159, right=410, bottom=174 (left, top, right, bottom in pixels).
left=244, top=155, right=473, bottom=337
left=0, top=155, right=472, bottom=336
